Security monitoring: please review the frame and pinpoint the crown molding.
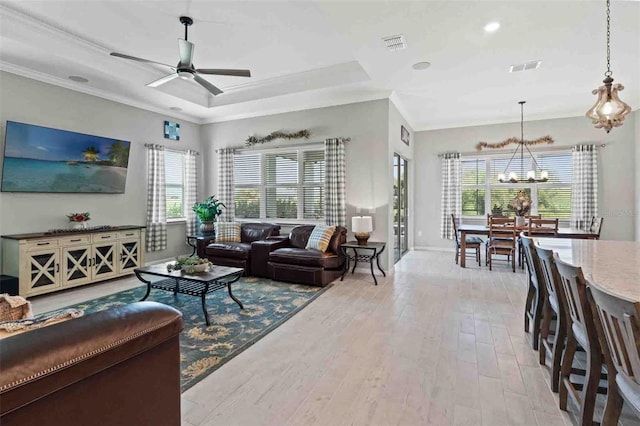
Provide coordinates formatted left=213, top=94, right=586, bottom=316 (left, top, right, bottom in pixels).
left=0, top=63, right=201, bottom=125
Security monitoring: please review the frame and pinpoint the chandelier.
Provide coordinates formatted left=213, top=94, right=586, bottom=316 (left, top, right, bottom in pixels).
left=497, top=101, right=549, bottom=184
left=586, top=0, right=631, bottom=133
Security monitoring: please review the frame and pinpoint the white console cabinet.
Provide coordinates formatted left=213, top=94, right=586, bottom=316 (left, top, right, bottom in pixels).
left=1, top=226, right=145, bottom=297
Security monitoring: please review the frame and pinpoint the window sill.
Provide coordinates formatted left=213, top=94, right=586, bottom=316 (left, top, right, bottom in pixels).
left=167, top=218, right=186, bottom=224
left=235, top=218, right=325, bottom=226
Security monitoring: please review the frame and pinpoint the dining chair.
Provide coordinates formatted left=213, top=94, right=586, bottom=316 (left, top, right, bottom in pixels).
left=517, top=215, right=542, bottom=269
left=555, top=256, right=607, bottom=425
left=520, top=234, right=546, bottom=351
left=535, top=244, right=567, bottom=392
left=486, top=217, right=516, bottom=272
left=588, top=283, right=640, bottom=426
left=590, top=217, right=604, bottom=240
left=518, top=218, right=559, bottom=269
left=451, top=214, right=482, bottom=266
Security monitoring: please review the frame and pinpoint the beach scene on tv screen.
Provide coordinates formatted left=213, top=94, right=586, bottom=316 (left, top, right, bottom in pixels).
left=1, top=122, right=131, bottom=193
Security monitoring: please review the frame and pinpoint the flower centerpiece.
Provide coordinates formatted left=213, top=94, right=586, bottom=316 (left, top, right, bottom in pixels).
left=507, top=191, right=531, bottom=226
left=167, top=256, right=211, bottom=274
left=67, top=212, right=90, bottom=229
left=192, top=195, right=225, bottom=234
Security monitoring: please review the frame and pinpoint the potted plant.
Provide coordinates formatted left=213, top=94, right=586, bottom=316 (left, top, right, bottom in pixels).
left=192, top=195, right=225, bottom=234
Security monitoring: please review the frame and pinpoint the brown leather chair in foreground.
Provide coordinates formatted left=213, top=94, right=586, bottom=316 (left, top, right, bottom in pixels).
left=0, top=302, right=184, bottom=426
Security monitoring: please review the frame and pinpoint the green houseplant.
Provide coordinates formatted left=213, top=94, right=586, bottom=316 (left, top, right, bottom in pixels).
left=192, top=195, right=225, bottom=233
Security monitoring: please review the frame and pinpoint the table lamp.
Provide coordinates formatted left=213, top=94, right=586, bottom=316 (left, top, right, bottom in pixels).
left=352, top=216, right=373, bottom=245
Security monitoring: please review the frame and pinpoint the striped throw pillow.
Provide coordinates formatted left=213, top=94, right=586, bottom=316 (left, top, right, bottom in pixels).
left=305, top=225, right=336, bottom=252
left=215, top=222, right=241, bottom=243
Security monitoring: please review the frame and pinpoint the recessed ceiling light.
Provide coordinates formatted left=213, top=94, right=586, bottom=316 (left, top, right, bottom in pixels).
left=412, top=61, right=431, bottom=70
left=169, top=107, right=183, bottom=111
left=68, top=75, right=89, bottom=83
left=483, top=22, right=501, bottom=33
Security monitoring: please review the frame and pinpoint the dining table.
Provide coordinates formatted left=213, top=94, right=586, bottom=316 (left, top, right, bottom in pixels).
left=536, top=238, right=640, bottom=302
left=457, top=224, right=600, bottom=268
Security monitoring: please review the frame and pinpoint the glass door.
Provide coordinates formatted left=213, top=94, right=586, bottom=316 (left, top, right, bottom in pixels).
left=393, top=154, right=409, bottom=263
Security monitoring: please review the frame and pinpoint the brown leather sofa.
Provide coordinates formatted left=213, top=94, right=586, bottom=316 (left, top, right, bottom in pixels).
left=266, top=225, right=347, bottom=287
left=202, top=222, right=281, bottom=277
left=0, top=302, right=184, bottom=426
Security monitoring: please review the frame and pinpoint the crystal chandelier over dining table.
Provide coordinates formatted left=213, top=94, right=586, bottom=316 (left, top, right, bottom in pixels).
left=497, top=101, right=549, bottom=184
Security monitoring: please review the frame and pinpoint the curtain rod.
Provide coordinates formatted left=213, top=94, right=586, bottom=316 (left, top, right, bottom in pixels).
left=215, top=138, right=351, bottom=153
left=144, top=143, right=200, bottom=155
left=436, top=143, right=607, bottom=158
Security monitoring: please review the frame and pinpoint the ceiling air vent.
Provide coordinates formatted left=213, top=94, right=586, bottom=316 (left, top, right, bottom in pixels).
left=382, top=34, right=407, bottom=51
left=509, top=60, right=542, bottom=73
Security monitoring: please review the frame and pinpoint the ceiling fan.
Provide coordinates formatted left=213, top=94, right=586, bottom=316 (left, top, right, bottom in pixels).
left=110, top=16, right=251, bottom=96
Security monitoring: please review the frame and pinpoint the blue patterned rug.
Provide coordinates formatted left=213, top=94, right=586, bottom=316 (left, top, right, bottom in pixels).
left=47, top=277, right=329, bottom=392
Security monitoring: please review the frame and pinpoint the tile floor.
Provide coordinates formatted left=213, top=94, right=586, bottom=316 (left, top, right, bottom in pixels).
left=30, top=250, right=640, bottom=425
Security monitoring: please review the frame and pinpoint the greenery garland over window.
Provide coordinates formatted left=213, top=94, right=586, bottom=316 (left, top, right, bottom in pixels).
left=245, top=130, right=310, bottom=147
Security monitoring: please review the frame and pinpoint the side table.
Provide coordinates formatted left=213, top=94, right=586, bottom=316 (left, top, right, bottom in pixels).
left=186, top=234, right=215, bottom=257
left=340, top=241, right=386, bottom=285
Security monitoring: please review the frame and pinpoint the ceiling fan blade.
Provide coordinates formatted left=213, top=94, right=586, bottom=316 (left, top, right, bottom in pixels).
left=110, top=52, right=175, bottom=69
left=146, top=73, right=179, bottom=88
left=193, top=74, right=223, bottom=96
left=178, top=39, right=194, bottom=67
left=195, top=68, right=251, bottom=77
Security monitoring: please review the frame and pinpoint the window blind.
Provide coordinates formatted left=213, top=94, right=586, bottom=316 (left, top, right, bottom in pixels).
left=165, top=150, right=185, bottom=219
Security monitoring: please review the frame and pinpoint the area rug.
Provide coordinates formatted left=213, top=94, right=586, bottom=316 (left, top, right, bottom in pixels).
left=43, top=277, right=329, bottom=392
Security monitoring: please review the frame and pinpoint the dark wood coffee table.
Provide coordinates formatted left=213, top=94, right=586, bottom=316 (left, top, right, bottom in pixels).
left=134, top=263, right=244, bottom=325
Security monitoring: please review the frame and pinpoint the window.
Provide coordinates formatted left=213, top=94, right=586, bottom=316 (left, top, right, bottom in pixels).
left=165, top=150, right=185, bottom=219
left=461, top=151, right=572, bottom=219
left=234, top=147, right=325, bottom=221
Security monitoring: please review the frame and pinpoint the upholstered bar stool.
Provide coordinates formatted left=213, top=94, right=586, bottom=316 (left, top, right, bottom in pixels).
left=555, top=257, right=607, bottom=426
left=588, top=283, right=640, bottom=426
left=535, top=245, right=567, bottom=392
left=521, top=234, right=545, bottom=351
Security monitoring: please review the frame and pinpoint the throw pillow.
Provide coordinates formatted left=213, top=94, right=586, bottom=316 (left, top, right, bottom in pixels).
left=215, top=222, right=241, bottom=243
left=305, top=225, right=336, bottom=252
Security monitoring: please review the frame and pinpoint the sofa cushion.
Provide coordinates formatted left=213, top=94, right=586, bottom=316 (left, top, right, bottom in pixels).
left=305, top=225, right=336, bottom=252
left=269, top=248, right=342, bottom=269
left=205, top=242, right=251, bottom=260
left=240, top=223, right=281, bottom=243
left=215, top=222, right=241, bottom=243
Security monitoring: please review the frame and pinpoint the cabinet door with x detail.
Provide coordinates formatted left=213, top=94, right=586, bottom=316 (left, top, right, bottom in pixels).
left=92, top=241, right=117, bottom=281
left=118, top=238, right=142, bottom=274
left=22, top=248, right=61, bottom=296
left=62, top=245, right=92, bottom=287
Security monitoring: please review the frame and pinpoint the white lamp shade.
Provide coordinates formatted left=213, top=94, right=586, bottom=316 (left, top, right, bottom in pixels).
left=527, top=170, right=536, bottom=180
left=352, top=216, right=373, bottom=233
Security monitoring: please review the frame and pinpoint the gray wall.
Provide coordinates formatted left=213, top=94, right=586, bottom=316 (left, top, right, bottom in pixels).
left=387, top=100, right=414, bottom=257
left=414, top=114, right=637, bottom=249
left=636, top=110, right=640, bottom=241
left=201, top=99, right=397, bottom=270
left=0, top=72, right=203, bottom=265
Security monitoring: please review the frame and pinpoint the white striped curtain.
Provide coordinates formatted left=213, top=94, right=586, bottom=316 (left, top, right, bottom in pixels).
left=324, top=138, right=346, bottom=226
left=440, top=152, right=461, bottom=239
left=217, top=148, right=235, bottom=222
left=146, top=144, right=167, bottom=251
left=184, top=150, right=198, bottom=238
left=571, top=144, right=598, bottom=230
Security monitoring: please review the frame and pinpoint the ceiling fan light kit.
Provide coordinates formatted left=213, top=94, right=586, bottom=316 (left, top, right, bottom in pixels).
left=586, top=0, right=632, bottom=133
left=109, top=16, right=251, bottom=96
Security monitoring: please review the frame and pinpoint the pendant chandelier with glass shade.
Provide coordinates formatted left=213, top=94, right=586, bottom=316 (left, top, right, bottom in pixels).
left=586, top=0, right=631, bottom=133
left=496, top=101, right=549, bottom=184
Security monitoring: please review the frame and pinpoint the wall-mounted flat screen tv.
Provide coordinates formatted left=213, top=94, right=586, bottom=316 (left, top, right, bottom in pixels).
left=1, top=121, right=131, bottom=193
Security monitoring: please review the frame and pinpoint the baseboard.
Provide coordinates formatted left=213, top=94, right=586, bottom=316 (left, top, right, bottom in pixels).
left=413, top=246, right=456, bottom=253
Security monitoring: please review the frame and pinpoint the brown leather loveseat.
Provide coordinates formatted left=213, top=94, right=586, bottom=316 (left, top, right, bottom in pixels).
left=266, top=225, right=347, bottom=287
left=202, top=222, right=281, bottom=277
left=0, top=302, right=184, bottom=426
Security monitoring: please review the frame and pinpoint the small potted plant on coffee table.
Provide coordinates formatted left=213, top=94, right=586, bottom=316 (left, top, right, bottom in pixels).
left=192, top=195, right=225, bottom=234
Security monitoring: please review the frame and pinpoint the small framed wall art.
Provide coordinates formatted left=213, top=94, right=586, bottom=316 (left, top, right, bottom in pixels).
left=164, top=120, right=180, bottom=141
left=401, top=125, right=410, bottom=146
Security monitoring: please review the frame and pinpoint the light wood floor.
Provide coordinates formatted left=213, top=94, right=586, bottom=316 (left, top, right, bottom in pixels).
left=29, top=250, right=639, bottom=426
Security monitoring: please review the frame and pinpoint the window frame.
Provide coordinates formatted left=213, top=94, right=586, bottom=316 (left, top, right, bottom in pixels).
left=460, top=150, right=572, bottom=221
left=233, top=145, right=325, bottom=223
left=164, top=149, right=187, bottom=223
